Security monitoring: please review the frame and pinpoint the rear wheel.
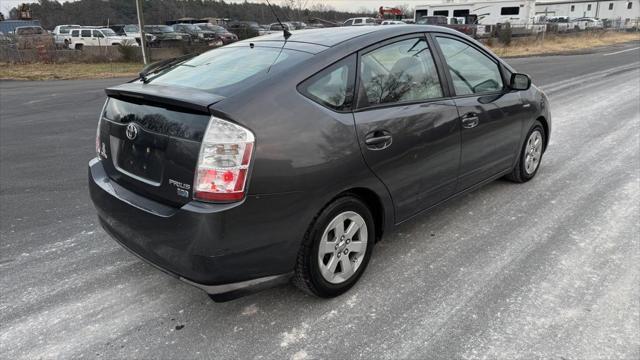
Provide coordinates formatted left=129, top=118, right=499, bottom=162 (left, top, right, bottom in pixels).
left=506, top=121, right=546, bottom=183
left=75, top=44, right=83, bottom=51
left=294, top=196, right=374, bottom=297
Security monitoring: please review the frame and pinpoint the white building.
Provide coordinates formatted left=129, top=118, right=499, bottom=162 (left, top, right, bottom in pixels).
left=415, top=0, right=640, bottom=25
left=535, top=0, right=639, bottom=22
left=414, top=0, right=538, bottom=25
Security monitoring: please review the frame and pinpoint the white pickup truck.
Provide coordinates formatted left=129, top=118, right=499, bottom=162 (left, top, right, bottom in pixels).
left=68, top=28, right=138, bottom=50
left=52, top=24, right=80, bottom=48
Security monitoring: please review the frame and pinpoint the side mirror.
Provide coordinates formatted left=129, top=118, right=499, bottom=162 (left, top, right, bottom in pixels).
left=510, top=73, right=531, bottom=91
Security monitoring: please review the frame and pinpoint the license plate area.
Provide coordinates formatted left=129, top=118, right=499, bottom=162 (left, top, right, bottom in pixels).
left=115, top=140, right=164, bottom=185
left=108, top=122, right=169, bottom=186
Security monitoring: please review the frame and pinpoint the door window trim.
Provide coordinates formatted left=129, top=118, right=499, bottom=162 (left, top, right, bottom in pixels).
left=353, top=33, right=451, bottom=112
left=429, top=32, right=509, bottom=99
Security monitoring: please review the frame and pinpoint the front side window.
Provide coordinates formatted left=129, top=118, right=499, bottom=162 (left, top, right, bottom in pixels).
left=434, top=10, right=449, bottom=16
left=628, top=2, right=633, bottom=9
left=299, top=55, right=355, bottom=111
left=501, top=7, right=520, bottom=15
left=71, top=30, right=79, bottom=37
left=588, top=4, right=592, bottom=10
left=354, top=19, right=363, bottom=24
left=93, top=30, right=104, bottom=38
left=571, top=5, right=575, bottom=11
left=359, top=37, right=443, bottom=106
left=609, top=2, right=614, bottom=10
left=344, top=19, right=353, bottom=26
left=436, top=36, right=503, bottom=95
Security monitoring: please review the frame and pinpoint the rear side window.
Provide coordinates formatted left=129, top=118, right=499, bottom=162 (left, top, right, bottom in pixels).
left=149, top=45, right=311, bottom=96
left=501, top=7, right=520, bottom=15
left=81, top=30, right=91, bottom=37
left=299, top=55, right=356, bottom=111
left=436, top=37, right=503, bottom=95
left=434, top=10, right=449, bottom=16
left=359, top=37, right=443, bottom=107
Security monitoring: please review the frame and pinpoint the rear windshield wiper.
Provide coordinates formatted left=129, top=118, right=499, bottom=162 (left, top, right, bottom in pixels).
left=139, top=53, right=198, bottom=83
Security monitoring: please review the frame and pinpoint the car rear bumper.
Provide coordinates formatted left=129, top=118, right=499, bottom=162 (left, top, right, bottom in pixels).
left=88, top=158, right=305, bottom=299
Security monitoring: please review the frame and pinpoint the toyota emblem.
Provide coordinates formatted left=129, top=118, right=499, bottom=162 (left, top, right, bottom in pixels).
left=125, top=123, right=139, bottom=140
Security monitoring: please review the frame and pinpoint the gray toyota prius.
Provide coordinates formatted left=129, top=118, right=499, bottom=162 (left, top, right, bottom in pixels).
left=89, top=25, right=551, bottom=301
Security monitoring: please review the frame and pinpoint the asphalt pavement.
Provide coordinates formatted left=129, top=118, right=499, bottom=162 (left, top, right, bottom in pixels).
left=1, top=42, right=639, bottom=359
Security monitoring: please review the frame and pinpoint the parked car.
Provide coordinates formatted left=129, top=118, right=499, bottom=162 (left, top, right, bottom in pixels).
left=109, top=24, right=156, bottom=46
left=195, top=23, right=238, bottom=44
left=52, top=24, right=80, bottom=48
left=572, top=17, right=604, bottom=30
left=289, top=21, right=308, bottom=30
left=68, top=28, right=138, bottom=50
left=172, top=23, right=221, bottom=46
left=542, top=16, right=572, bottom=33
left=417, top=16, right=477, bottom=37
left=89, top=25, right=551, bottom=301
left=14, top=26, right=54, bottom=49
left=417, top=15, right=448, bottom=25
left=0, top=31, right=11, bottom=45
left=264, top=22, right=297, bottom=34
left=227, top=21, right=262, bottom=39
left=343, top=17, right=377, bottom=26
left=143, top=25, right=191, bottom=47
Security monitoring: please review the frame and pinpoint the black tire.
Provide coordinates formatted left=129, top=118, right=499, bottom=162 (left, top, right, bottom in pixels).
left=75, top=44, right=83, bottom=51
left=505, top=120, right=546, bottom=183
left=293, top=195, right=375, bottom=298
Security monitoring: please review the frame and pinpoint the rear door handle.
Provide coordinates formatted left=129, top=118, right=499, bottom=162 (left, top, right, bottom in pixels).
left=364, top=130, right=392, bottom=150
left=461, top=113, right=479, bottom=129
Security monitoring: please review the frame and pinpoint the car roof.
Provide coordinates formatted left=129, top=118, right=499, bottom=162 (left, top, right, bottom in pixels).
left=251, top=25, right=455, bottom=48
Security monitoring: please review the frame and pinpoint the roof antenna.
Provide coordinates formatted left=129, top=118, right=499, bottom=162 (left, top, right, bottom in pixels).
left=265, top=0, right=291, bottom=39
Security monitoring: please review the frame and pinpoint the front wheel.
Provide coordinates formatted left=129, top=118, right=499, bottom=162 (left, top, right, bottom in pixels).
left=293, top=196, right=375, bottom=298
left=506, top=121, right=546, bottom=183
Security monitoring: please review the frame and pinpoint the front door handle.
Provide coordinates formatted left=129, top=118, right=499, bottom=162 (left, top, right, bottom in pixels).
left=461, top=113, right=479, bottom=129
left=364, top=130, right=392, bottom=150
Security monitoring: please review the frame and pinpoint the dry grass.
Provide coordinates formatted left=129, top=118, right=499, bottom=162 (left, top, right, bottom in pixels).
left=0, top=62, right=142, bottom=81
left=488, top=31, right=640, bottom=57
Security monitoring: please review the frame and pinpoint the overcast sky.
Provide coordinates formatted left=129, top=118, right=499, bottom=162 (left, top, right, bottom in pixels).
left=1, top=0, right=429, bottom=16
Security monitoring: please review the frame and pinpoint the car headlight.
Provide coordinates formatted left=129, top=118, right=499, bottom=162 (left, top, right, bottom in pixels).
left=198, top=33, right=204, bottom=38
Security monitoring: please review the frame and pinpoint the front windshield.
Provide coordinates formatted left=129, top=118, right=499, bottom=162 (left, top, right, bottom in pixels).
left=124, top=25, right=139, bottom=32
left=146, top=25, right=173, bottom=33
left=148, top=45, right=311, bottom=96
left=197, top=24, right=226, bottom=33
left=100, top=29, right=117, bottom=37
left=183, top=24, right=200, bottom=31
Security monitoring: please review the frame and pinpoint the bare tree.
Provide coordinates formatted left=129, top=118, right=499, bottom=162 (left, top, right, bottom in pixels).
left=281, top=0, right=311, bottom=20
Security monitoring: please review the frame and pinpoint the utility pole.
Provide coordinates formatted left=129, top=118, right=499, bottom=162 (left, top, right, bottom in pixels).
left=135, top=0, right=149, bottom=65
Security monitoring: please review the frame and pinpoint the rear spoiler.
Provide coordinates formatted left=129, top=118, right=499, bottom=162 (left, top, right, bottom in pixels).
left=105, top=83, right=225, bottom=114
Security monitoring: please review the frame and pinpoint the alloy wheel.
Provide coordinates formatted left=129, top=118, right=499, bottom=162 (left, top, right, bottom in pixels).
left=317, top=211, right=368, bottom=284
left=524, top=130, right=543, bottom=175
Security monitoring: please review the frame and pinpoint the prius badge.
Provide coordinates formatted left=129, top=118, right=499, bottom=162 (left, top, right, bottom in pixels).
left=126, top=123, right=139, bottom=140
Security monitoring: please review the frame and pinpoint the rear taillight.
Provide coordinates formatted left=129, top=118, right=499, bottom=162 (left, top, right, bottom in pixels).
left=96, top=100, right=106, bottom=158
left=194, top=116, right=255, bottom=202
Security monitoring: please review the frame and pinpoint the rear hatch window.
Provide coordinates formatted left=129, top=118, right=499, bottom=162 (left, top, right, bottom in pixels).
left=145, top=45, right=311, bottom=96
